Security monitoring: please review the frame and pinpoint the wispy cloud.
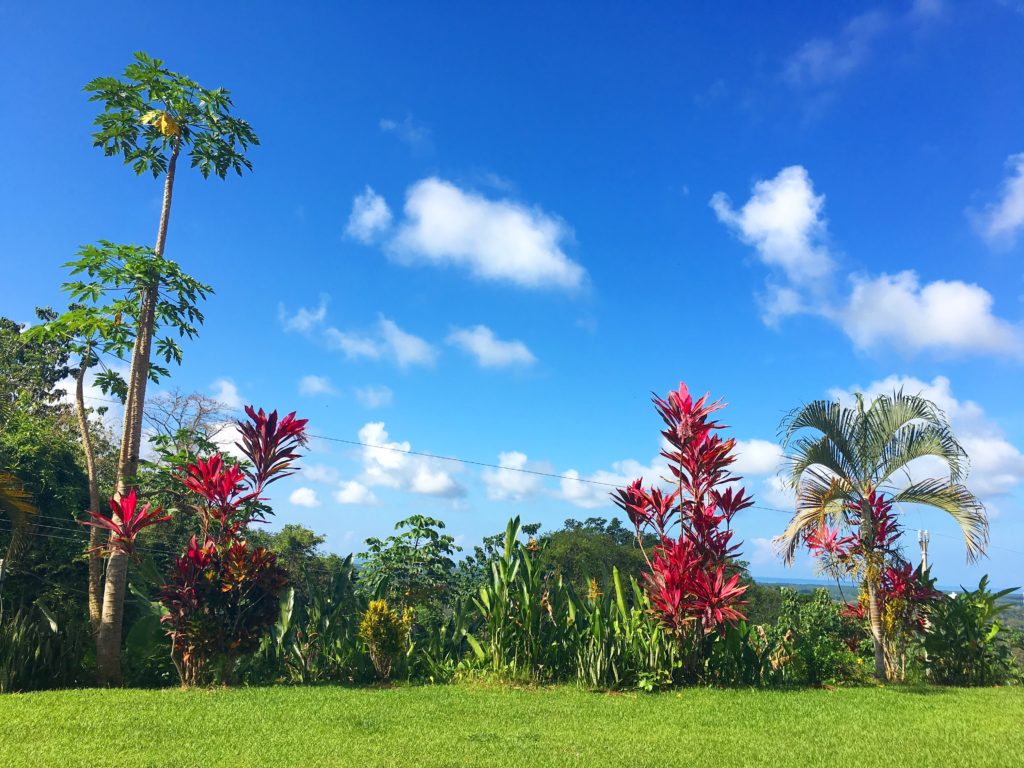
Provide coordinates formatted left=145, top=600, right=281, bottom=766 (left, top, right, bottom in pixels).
left=447, top=325, right=536, bottom=368
left=971, top=153, right=1024, bottom=249
left=346, top=186, right=393, bottom=243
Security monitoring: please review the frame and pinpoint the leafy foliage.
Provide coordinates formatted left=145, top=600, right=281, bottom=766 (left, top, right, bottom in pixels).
left=84, top=51, right=259, bottom=179
left=925, top=577, right=1021, bottom=686
left=359, top=600, right=412, bottom=681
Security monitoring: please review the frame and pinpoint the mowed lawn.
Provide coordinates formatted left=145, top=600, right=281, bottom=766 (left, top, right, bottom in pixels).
left=1, top=685, right=1022, bottom=767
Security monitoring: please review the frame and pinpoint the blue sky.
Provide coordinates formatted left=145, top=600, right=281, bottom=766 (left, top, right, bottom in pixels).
left=3, top=1, right=1024, bottom=588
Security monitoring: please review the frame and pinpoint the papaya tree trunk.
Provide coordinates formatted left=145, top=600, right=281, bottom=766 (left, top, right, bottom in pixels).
left=95, top=138, right=179, bottom=686
left=866, top=577, right=887, bottom=682
left=73, top=350, right=104, bottom=633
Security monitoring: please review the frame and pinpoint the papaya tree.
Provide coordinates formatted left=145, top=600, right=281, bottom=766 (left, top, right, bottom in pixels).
left=30, top=243, right=210, bottom=635
left=64, top=53, right=256, bottom=684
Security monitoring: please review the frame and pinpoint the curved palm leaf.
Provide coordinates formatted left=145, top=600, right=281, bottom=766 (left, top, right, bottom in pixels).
left=0, top=472, right=39, bottom=568
left=891, top=479, right=988, bottom=561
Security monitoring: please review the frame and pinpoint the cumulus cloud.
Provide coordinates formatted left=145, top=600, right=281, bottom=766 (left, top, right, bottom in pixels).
left=390, top=178, right=585, bottom=290
left=211, top=378, right=243, bottom=410
left=325, top=315, right=437, bottom=368
left=828, top=375, right=1024, bottom=503
left=54, top=362, right=128, bottom=432
left=713, top=165, right=1024, bottom=359
left=298, top=375, right=337, bottom=396
left=302, top=464, right=340, bottom=484
left=972, top=153, right=1024, bottom=249
left=354, top=385, right=394, bottom=408
left=279, top=296, right=328, bottom=333
left=289, top=487, right=321, bottom=508
left=481, top=451, right=545, bottom=501
left=356, top=422, right=464, bottom=498
left=346, top=186, right=393, bottom=243
left=334, top=480, right=378, bottom=505
left=711, top=166, right=834, bottom=323
left=446, top=325, right=537, bottom=368
left=733, top=439, right=785, bottom=476
left=841, top=271, right=1023, bottom=357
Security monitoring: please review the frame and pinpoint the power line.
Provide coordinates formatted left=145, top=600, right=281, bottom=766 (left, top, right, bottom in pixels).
left=75, top=392, right=796, bottom=515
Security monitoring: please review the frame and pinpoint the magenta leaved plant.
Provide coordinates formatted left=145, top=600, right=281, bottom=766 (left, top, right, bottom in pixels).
left=613, top=382, right=751, bottom=673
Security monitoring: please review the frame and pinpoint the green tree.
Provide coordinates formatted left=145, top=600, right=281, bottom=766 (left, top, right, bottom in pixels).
left=40, top=51, right=257, bottom=685
left=31, top=244, right=210, bottom=648
left=778, top=391, right=987, bottom=681
left=360, top=516, right=461, bottom=621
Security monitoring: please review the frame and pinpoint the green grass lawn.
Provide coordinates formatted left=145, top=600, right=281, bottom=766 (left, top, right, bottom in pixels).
left=1, top=685, right=1021, bottom=767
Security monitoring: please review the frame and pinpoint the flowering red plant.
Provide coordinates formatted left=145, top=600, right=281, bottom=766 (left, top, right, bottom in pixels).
left=159, top=405, right=307, bottom=686
left=613, top=382, right=750, bottom=645
left=177, top=407, right=309, bottom=541
left=82, top=488, right=171, bottom=555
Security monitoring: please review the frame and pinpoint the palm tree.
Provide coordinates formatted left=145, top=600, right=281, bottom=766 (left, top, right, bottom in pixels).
left=777, top=390, right=988, bottom=681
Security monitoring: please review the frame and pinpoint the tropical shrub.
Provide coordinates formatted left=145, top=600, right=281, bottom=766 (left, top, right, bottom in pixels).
left=157, top=406, right=307, bottom=686
left=360, top=600, right=412, bottom=681
left=770, top=588, right=864, bottom=686
left=924, top=577, right=1020, bottom=686
left=613, top=382, right=750, bottom=680
left=0, top=602, right=89, bottom=692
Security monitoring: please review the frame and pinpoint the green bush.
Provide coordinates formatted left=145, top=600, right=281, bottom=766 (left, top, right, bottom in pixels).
left=771, top=589, right=865, bottom=686
left=925, top=577, right=1019, bottom=686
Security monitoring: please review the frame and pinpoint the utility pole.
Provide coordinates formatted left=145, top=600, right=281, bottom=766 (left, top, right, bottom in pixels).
left=0, top=558, right=6, bottom=625
left=918, top=529, right=930, bottom=571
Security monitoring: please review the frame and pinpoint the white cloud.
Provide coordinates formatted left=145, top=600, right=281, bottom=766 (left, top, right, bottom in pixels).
left=447, top=325, right=537, bottom=368
left=712, top=166, right=834, bottom=287
left=749, top=537, right=779, bottom=567
left=379, top=116, right=430, bottom=148
left=972, top=153, right=1024, bottom=249
left=711, top=166, right=834, bottom=324
left=54, top=362, right=129, bottom=433
left=354, top=385, right=394, bottom=408
left=325, top=315, right=437, bottom=368
left=828, top=375, right=1024, bottom=502
left=211, top=378, right=244, bottom=410
left=302, top=464, right=339, bottom=484
left=334, top=480, right=378, bottom=505
left=783, top=10, right=890, bottom=87
left=298, top=375, right=337, bottom=396
left=733, top=439, right=784, bottom=476
left=559, top=457, right=667, bottom=509
left=289, top=487, right=321, bottom=508
left=346, top=186, right=393, bottom=243
left=390, top=178, right=585, bottom=290
left=210, top=420, right=245, bottom=460
left=481, top=451, right=544, bottom=501
left=841, top=271, right=1023, bottom=358
left=714, top=166, right=1024, bottom=359
left=356, top=422, right=464, bottom=498
left=279, top=296, right=328, bottom=333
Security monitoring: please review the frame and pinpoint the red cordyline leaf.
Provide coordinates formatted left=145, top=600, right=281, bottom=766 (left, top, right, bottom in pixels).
left=613, top=382, right=750, bottom=636
left=236, top=406, right=309, bottom=492
left=179, top=455, right=253, bottom=511
left=81, top=488, right=170, bottom=555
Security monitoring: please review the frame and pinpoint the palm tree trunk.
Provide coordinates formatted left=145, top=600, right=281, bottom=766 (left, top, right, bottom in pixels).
left=95, top=138, right=180, bottom=686
left=866, top=578, right=887, bottom=682
left=73, top=352, right=104, bottom=633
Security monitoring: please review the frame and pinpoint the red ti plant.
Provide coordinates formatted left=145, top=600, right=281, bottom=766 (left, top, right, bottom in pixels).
left=800, top=488, right=938, bottom=678
left=82, top=488, right=171, bottom=556
left=613, top=383, right=751, bottom=673
left=158, top=406, right=307, bottom=686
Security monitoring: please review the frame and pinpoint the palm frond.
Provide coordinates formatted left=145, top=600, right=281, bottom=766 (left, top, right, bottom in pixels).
left=780, top=400, right=861, bottom=478
left=0, top=472, right=40, bottom=568
left=878, top=421, right=969, bottom=485
left=892, top=478, right=988, bottom=562
left=865, top=391, right=967, bottom=481
left=777, top=468, right=853, bottom=563
left=786, top=434, right=857, bottom=489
